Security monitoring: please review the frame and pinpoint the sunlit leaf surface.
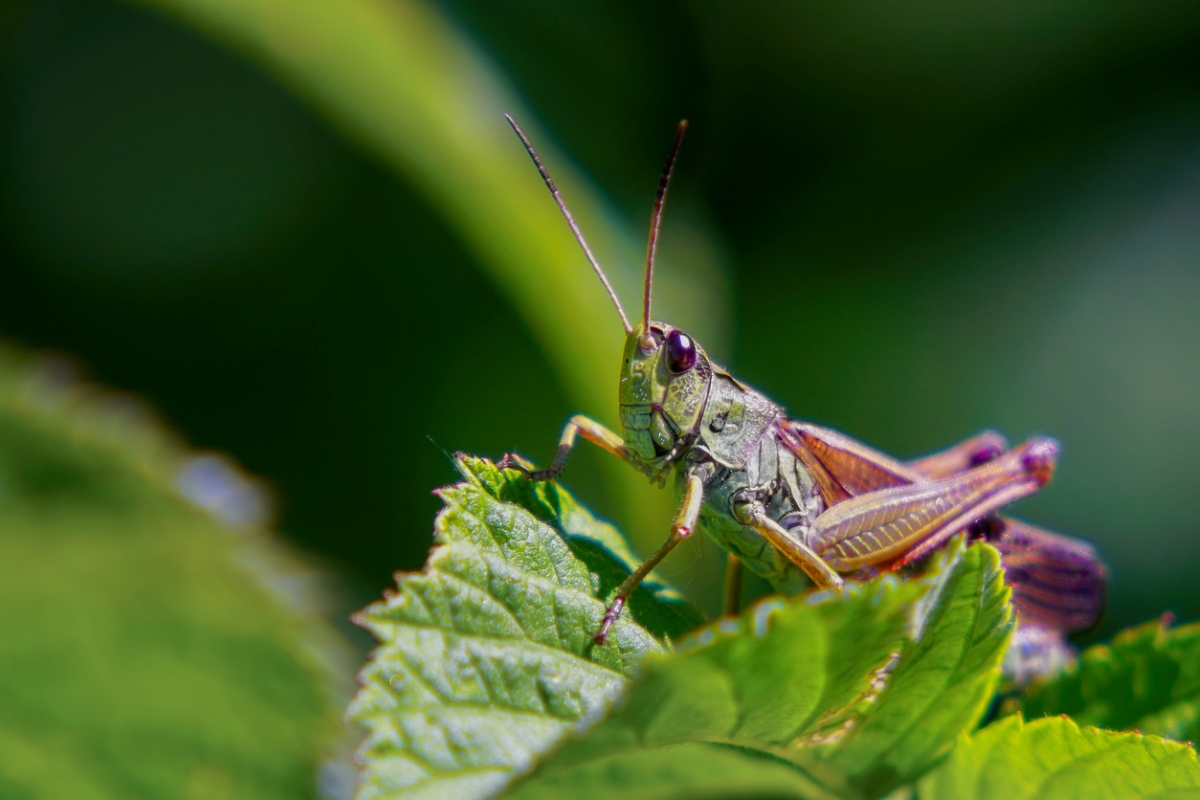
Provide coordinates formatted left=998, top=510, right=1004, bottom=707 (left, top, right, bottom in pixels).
left=505, top=528, right=1013, bottom=799
left=920, top=715, right=1200, bottom=800
left=802, top=538, right=1014, bottom=798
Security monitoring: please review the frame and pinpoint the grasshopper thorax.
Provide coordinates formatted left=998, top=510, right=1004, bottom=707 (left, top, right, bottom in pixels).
left=618, top=321, right=713, bottom=473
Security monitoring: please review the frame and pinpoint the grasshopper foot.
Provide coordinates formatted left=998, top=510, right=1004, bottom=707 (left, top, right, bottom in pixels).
left=497, top=453, right=560, bottom=482
left=496, top=452, right=535, bottom=475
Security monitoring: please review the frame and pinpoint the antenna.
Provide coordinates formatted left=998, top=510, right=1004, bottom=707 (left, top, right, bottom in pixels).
left=504, top=114, right=632, bottom=334
left=643, top=119, right=688, bottom=340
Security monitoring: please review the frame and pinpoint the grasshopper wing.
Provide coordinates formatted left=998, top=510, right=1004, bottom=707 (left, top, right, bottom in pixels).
left=777, top=420, right=924, bottom=504
left=992, top=518, right=1108, bottom=634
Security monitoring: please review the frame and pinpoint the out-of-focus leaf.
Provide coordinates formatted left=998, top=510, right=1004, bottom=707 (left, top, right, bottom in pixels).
left=348, top=456, right=697, bottom=800
left=1019, top=616, right=1200, bottom=744
left=918, top=714, right=1200, bottom=800
left=0, top=347, right=352, bottom=798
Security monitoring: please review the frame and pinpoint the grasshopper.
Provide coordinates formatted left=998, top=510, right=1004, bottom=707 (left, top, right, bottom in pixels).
left=500, top=116, right=1106, bottom=645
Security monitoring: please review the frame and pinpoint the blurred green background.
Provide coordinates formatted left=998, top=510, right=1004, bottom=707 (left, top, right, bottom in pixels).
left=3, top=0, right=1199, bottom=649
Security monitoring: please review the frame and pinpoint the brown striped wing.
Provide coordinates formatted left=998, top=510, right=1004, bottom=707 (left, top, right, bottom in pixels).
left=777, top=420, right=922, bottom=505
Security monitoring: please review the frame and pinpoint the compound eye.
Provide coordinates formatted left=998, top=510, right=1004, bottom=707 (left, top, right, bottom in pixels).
left=665, top=330, right=697, bottom=374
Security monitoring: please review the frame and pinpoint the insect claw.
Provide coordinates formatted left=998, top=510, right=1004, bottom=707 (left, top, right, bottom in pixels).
left=496, top=453, right=534, bottom=475
left=1022, top=438, right=1059, bottom=486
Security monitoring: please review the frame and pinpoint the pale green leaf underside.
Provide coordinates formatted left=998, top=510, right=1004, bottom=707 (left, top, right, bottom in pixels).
left=1020, top=617, right=1200, bottom=744
left=919, top=715, right=1200, bottom=800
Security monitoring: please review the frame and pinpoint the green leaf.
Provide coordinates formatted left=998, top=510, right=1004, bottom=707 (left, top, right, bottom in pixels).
left=466, top=457, right=703, bottom=641
left=507, top=744, right=837, bottom=800
left=348, top=456, right=699, bottom=800
left=918, top=714, right=1200, bottom=799
left=351, top=455, right=1019, bottom=800
left=1019, top=616, right=1200, bottom=743
left=0, top=348, right=351, bottom=798
left=349, top=460, right=1017, bottom=800
left=799, top=537, right=1014, bottom=798
left=526, top=575, right=918, bottom=765
left=511, top=538, right=1011, bottom=799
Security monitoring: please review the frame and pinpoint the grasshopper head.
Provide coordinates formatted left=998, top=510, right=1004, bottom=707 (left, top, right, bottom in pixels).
left=506, top=114, right=697, bottom=474
left=618, top=322, right=713, bottom=469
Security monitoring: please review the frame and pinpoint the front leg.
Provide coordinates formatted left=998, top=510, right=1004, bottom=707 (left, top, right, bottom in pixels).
left=499, top=414, right=628, bottom=481
left=593, top=469, right=705, bottom=644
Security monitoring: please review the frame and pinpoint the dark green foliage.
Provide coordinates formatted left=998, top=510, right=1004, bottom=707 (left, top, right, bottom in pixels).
left=1019, top=617, right=1200, bottom=744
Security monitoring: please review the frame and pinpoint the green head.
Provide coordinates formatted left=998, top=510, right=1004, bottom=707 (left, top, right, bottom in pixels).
left=618, top=321, right=713, bottom=469
left=507, top=115, right=705, bottom=472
